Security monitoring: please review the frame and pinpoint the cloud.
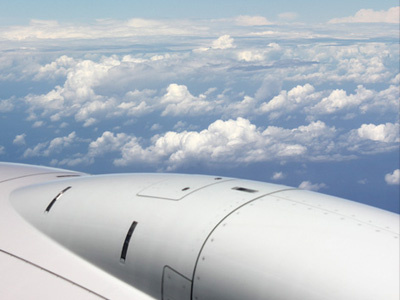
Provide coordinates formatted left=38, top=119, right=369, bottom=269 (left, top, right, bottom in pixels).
left=260, top=84, right=320, bottom=119
left=357, top=123, right=399, bottom=143
left=23, top=132, right=77, bottom=157
left=271, top=172, right=285, bottom=180
left=211, top=35, right=236, bottom=50
left=32, top=121, right=45, bottom=128
left=385, top=169, right=400, bottom=185
left=101, top=118, right=341, bottom=170
left=88, top=131, right=132, bottom=157
left=25, top=56, right=122, bottom=124
left=0, top=18, right=206, bottom=41
left=150, top=124, right=162, bottom=131
left=161, top=84, right=217, bottom=116
left=298, top=181, right=327, bottom=191
left=0, top=98, right=14, bottom=112
left=358, top=179, right=368, bottom=185
left=70, top=116, right=389, bottom=170
left=329, top=7, right=400, bottom=24
left=13, top=134, right=26, bottom=146
left=34, top=55, right=76, bottom=80
left=309, top=85, right=373, bottom=115
left=235, top=16, right=272, bottom=26
left=0, top=146, right=5, bottom=155
left=343, top=122, right=400, bottom=155
left=1, top=16, right=398, bottom=186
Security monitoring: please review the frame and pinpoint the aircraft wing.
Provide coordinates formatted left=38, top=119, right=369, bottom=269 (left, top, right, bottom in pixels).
left=0, top=162, right=154, bottom=300
left=0, top=162, right=398, bottom=300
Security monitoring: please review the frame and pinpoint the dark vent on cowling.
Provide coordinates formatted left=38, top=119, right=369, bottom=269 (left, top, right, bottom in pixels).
left=45, top=186, right=72, bottom=213
left=57, top=174, right=81, bottom=178
left=232, top=187, right=258, bottom=193
left=120, top=221, right=138, bottom=263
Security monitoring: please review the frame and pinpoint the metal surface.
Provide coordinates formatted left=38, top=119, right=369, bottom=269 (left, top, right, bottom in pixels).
left=1, top=162, right=399, bottom=299
left=192, top=192, right=399, bottom=300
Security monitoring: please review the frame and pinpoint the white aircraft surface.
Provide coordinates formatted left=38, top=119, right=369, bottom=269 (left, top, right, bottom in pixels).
left=0, top=162, right=398, bottom=299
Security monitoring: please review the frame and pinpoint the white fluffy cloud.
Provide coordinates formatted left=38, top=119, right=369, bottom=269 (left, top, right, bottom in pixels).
left=161, top=84, right=216, bottom=116
left=13, top=134, right=26, bottom=146
left=357, top=123, right=399, bottom=143
left=271, top=172, right=285, bottom=180
left=34, top=55, right=76, bottom=80
left=1, top=15, right=398, bottom=188
left=25, top=56, right=120, bottom=120
left=329, top=7, right=400, bottom=24
left=310, top=85, right=373, bottom=114
left=298, top=181, right=327, bottom=191
left=54, top=116, right=398, bottom=170
left=260, top=84, right=320, bottom=119
left=211, top=35, right=236, bottom=50
left=23, top=132, right=77, bottom=158
left=0, top=98, right=14, bottom=112
left=385, top=169, right=400, bottom=185
left=68, top=118, right=344, bottom=170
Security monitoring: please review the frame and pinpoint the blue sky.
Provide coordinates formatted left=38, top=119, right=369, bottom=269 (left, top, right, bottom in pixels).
left=0, top=2, right=399, bottom=212
left=0, top=0, right=397, bottom=24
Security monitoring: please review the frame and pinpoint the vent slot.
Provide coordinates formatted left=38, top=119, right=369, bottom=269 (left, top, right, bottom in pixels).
left=56, top=174, right=81, bottom=178
left=45, top=186, right=72, bottom=213
left=232, top=187, right=258, bottom=193
left=120, top=221, right=138, bottom=263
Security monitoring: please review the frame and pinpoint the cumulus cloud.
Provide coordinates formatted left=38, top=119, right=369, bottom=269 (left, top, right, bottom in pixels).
left=90, top=118, right=344, bottom=170
left=88, top=131, right=132, bottom=157
left=211, top=35, right=236, bottom=50
left=54, top=118, right=319, bottom=170
left=357, top=123, right=399, bottom=143
left=329, top=7, right=400, bottom=24
left=310, top=85, right=373, bottom=115
left=0, top=146, right=5, bottom=155
left=260, top=84, right=320, bottom=119
left=1, top=15, right=399, bottom=188
left=298, top=181, right=327, bottom=191
left=34, top=55, right=76, bottom=80
left=272, top=172, right=285, bottom=180
left=385, top=169, right=400, bottom=185
left=23, top=132, right=77, bottom=157
left=194, top=34, right=236, bottom=52
left=161, top=84, right=217, bottom=116
left=13, top=134, right=26, bottom=145
left=25, top=56, right=122, bottom=124
left=32, top=121, right=45, bottom=128
left=0, top=98, right=14, bottom=112
left=238, top=42, right=282, bottom=62
left=343, top=122, right=399, bottom=155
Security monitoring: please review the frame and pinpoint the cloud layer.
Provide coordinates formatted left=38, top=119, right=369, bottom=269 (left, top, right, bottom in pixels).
left=0, top=10, right=398, bottom=211
left=329, top=7, right=400, bottom=24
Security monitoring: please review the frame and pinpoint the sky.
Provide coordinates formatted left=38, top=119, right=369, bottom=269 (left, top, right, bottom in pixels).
left=0, top=1, right=399, bottom=212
